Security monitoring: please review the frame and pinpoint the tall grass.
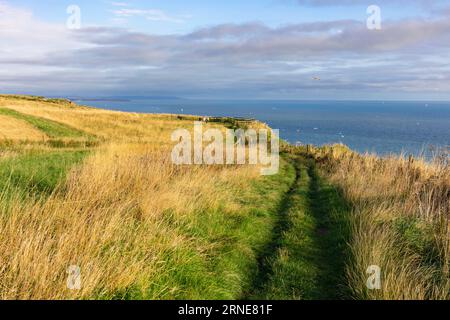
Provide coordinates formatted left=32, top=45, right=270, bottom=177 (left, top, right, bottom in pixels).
left=1, top=95, right=294, bottom=300
left=0, top=96, right=224, bottom=144
left=0, top=114, right=47, bottom=141
left=0, top=143, right=283, bottom=299
left=0, top=108, right=88, bottom=139
left=311, top=145, right=449, bottom=300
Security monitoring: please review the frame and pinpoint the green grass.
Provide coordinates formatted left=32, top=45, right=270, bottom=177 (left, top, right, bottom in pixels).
left=394, top=216, right=444, bottom=269
left=0, top=110, right=94, bottom=185
left=0, top=111, right=356, bottom=300
left=101, top=157, right=297, bottom=300
left=0, top=136, right=353, bottom=300
left=247, top=154, right=351, bottom=300
left=303, top=161, right=351, bottom=299
left=0, top=150, right=89, bottom=198
left=0, top=108, right=90, bottom=139
left=94, top=153, right=354, bottom=300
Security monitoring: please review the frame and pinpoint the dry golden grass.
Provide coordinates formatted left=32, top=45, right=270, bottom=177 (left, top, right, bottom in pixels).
left=0, top=114, right=47, bottom=141
left=313, top=145, right=450, bottom=300
left=0, top=96, right=265, bottom=299
left=4, top=95, right=447, bottom=300
left=0, top=96, right=224, bottom=145
left=0, top=143, right=259, bottom=299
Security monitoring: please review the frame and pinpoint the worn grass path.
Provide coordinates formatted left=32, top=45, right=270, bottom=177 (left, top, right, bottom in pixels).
left=244, top=154, right=351, bottom=300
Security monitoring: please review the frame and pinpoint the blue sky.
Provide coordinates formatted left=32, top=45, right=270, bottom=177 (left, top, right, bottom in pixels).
left=1, top=0, right=450, bottom=99
left=10, top=0, right=431, bottom=33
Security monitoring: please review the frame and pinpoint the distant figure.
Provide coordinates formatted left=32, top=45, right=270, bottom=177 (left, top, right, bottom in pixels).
left=312, top=76, right=321, bottom=81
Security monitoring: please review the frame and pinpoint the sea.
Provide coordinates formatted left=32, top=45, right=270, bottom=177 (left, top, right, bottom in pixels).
left=77, top=99, right=450, bottom=158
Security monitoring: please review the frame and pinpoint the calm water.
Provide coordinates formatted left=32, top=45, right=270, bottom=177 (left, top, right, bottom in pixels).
left=81, top=99, right=450, bottom=157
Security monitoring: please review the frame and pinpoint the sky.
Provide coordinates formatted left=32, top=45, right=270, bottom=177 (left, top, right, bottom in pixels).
left=1, top=0, right=450, bottom=100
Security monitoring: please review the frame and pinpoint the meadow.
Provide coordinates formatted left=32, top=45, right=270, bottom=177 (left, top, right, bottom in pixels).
left=307, top=145, right=449, bottom=299
left=0, top=95, right=448, bottom=300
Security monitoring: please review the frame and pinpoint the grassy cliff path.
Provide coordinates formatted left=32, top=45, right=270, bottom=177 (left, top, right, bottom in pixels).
left=244, top=154, right=351, bottom=300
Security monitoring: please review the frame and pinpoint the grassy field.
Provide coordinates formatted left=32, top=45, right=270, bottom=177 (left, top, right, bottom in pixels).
left=0, top=95, right=448, bottom=300
left=0, top=150, right=88, bottom=198
left=308, top=145, right=449, bottom=299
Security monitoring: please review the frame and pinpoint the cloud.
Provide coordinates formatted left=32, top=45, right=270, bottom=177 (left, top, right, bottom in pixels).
left=0, top=2, right=89, bottom=58
left=295, top=0, right=446, bottom=6
left=112, top=8, right=186, bottom=23
left=111, top=2, right=129, bottom=6
left=1, top=2, right=450, bottom=99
